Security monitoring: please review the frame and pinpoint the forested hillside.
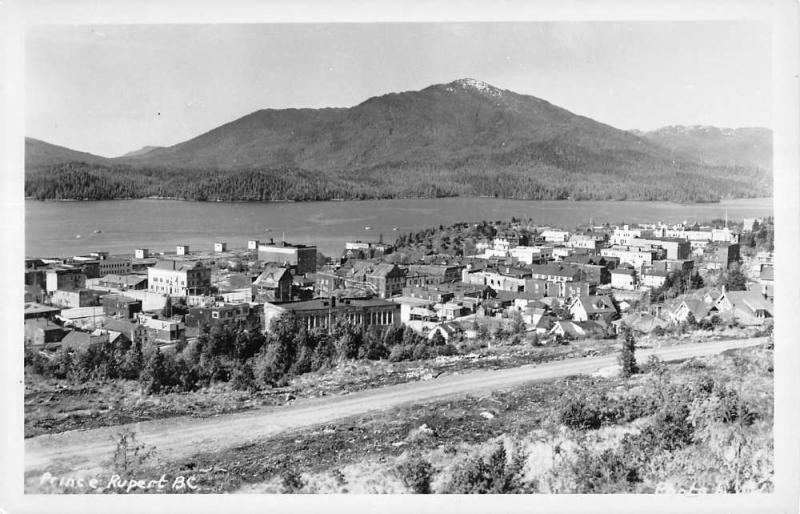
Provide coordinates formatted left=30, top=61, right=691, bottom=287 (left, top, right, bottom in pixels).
left=26, top=79, right=772, bottom=203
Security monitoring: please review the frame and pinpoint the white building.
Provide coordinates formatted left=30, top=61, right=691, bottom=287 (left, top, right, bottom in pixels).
left=540, top=230, right=570, bottom=243
left=176, top=245, right=190, bottom=256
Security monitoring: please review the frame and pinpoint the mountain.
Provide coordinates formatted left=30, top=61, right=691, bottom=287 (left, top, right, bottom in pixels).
left=123, top=78, right=672, bottom=171
left=631, top=126, right=772, bottom=170
left=25, top=79, right=772, bottom=203
left=25, top=137, right=111, bottom=169
left=120, top=145, right=163, bottom=158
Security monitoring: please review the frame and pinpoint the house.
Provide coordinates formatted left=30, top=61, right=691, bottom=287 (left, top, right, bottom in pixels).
left=176, top=245, right=190, bottom=256
left=716, top=289, right=774, bottom=326
left=214, top=242, right=227, bottom=252
left=569, top=295, right=618, bottom=322
left=61, top=330, right=109, bottom=351
left=549, top=320, right=607, bottom=340
left=615, top=312, right=670, bottom=335
left=253, top=265, right=293, bottom=303
left=610, top=226, right=643, bottom=246
left=134, top=249, right=150, bottom=259
left=610, top=268, right=637, bottom=290
left=666, top=297, right=714, bottom=324
left=641, top=269, right=669, bottom=289
left=103, top=318, right=151, bottom=347
left=147, top=260, right=212, bottom=296
left=428, top=322, right=462, bottom=342
left=437, top=301, right=467, bottom=320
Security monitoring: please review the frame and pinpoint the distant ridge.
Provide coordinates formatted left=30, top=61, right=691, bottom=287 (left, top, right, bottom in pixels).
left=120, top=145, right=164, bottom=158
left=25, top=79, right=772, bottom=203
left=631, top=125, right=772, bottom=170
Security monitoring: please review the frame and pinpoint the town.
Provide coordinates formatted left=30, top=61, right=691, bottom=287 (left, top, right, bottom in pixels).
left=24, top=215, right=773, bottom=374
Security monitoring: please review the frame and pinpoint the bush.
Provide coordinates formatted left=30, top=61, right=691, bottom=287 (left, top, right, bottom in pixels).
left=558, top=397, right=603, bottom=430
left=396, top=454, right=435, bottom=494
left=411, top=342, right=431, bottom=361
left=444, top=442, right=526, bottom=494
left=437, top=343, right=458, bottom=357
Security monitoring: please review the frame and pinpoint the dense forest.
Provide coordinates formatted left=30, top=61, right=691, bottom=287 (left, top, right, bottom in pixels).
left=25, top=157, right=771, bottom=203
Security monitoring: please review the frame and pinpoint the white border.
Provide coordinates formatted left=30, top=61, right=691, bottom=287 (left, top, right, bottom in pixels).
left=2, top=1, right=798, bottom=513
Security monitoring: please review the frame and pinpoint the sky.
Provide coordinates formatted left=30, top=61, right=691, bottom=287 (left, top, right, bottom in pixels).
left=25, top=21, right=772, bottom=158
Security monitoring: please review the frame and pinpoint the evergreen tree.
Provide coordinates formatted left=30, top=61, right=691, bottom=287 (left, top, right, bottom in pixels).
left=618, top=326, right=638, bottom=378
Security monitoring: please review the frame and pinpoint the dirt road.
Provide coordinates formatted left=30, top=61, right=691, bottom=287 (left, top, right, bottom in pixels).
left=24, top=337, right=766, bottom=477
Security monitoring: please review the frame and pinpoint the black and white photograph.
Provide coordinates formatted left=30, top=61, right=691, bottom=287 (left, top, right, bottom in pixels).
left=1, top=0, right=798, bottom=512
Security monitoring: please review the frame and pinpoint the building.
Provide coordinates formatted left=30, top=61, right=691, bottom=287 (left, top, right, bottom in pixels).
left=98, top=258, right=133, bottom=276
left=102, top=294, right=143, bottom=319
left=247, top=240, right=260, bottom=250
left=214, top=242, right=228, bottom=253
left=50, top=288, right=105, bottom=308
left=705, top=243, right=741, bottom=270
left=263, top=297, right=401, bottom=332
left=366, top=263, right=406, bottom=298
left=610, top=268, right=637, bottom=290
left=45, top=268, right=86, bottom=292
left=641, top=269, right=670, bottom=289
left=569, top=295, right=618, bottom=322
left=24, top=302, right=62, bottom=321
left=185, top=303, right=260, bottom=331
left=601, top=246, right=660, bottom=269
left=176, top=245, right=190, bottom=256
left=610, top=226, right=643, bottom=246
left=136, top=314, right=185, bottom=345
left=540, top=229, right=570, bottom=243
left=405, top=264, right=464, bottom=286
left=135, top=249, right=150, bottom=259
left=508, top=246, right=553, bottom=265
left=629, top=237, right=691, bottom=260
left=253, top=265, right=293, bottom=303
left=147, top=260, right=212, bottom=296
left=24, top=318, right=66, bottom=348
left=567, top=234, right=604, bottom=253
left=91, top=274, right=149, bottom=291
left=258, top=240, right=317, bottom=275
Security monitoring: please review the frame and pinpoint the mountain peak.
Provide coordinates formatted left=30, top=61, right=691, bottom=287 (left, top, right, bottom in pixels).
left=445, top=78, right=503, bottom=97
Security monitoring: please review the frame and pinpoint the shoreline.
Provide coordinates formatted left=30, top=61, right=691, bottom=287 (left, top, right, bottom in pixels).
left=23, top=195, right=774, bottom=206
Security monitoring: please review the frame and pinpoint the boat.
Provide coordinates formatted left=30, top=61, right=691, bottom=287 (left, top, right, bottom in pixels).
left=392, top=227, right=398, bottom=231
left=93, top=229, right=102, bottom=234
left=364, top=226, right=372, bottom=230
left=75, top=234, right=81, bottom=239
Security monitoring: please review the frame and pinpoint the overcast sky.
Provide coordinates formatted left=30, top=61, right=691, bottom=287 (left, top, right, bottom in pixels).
left=26, top=21, right=772, bottom=157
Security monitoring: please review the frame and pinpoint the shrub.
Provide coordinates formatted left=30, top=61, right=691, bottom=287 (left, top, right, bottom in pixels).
left=444, top=442, right=526, bottom=494
left=411, top=342, right=431, bottom=361
left=396, top=454, right=435, bottom=494
left=558, top=397, right=603, bottom=430
left=279, top=467, right=305, bottom=494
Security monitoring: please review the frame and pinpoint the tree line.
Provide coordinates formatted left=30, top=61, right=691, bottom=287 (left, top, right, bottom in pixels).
left=24, top=314, right=459, bottom=394
left=25, top=156, right=771, bottom=203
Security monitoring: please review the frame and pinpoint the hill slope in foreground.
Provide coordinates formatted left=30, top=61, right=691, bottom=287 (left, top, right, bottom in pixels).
left=26, top=79, right=772, bottom=203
